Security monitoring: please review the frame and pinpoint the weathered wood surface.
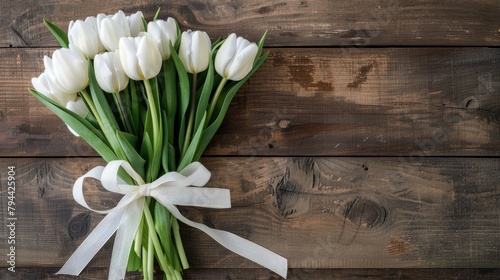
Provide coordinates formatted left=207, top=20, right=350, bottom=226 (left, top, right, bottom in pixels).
left=2, top=268, right=500, bottom=280
left=2, top=47, right=499, bottom=157
left=2, top=0, right=500, bottom=279
left=1, top=157, right=499, bottom=274
left=2, top=0, right=500, bottom=48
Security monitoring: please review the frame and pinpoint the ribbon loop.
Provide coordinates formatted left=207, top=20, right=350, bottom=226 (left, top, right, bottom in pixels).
left=56, top=160, right=288, bottom=279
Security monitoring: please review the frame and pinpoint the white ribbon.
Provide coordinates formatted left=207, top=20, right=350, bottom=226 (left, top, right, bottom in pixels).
left=56, top=160, right=287, bottom=279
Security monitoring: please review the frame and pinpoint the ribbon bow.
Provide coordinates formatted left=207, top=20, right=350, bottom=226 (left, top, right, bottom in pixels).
left=56, top=160, right=287, bottom=279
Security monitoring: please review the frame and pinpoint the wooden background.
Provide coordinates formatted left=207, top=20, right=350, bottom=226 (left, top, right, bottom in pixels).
left=1, top=0, right=500, bottom=279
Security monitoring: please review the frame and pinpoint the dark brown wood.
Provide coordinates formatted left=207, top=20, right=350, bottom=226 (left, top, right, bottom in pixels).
left=2, top=0, right=500, bottom=48
left=2, top=0, right=500, bottom=278
left=2, top=268, right=500, bottom=280
left=1, top=157, right=499, bottom=271
left=2, top=47, right=499, bottom=157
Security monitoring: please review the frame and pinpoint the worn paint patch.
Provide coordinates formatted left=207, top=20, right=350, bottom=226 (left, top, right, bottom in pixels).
left=347, top=61, right=376, bottom=88
left=287, top=55, right=334, bottom=93
left=387, top=238, right=413, bottom=256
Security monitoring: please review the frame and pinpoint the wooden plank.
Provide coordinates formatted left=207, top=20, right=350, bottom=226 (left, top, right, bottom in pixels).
left=2, top=0, right=500, bottom=48
left=2, top=268, right=500, bottom=280
left=1, top=157, right=499, bottom=270
left=2, top=47, right=499, bottom=157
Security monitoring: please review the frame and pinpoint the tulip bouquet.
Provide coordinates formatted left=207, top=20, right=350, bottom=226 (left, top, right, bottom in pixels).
left=29, top=9, right=287, bottom=280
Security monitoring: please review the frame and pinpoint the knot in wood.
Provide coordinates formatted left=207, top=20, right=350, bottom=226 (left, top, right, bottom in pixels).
left=68, top=212, right=91, bottom=240
left=278, top=119, right=291, bottom=129
left=344, top=197, right=386, bottom=229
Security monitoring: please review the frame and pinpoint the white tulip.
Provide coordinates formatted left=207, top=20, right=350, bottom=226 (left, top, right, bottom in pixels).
left=66, top=97, right=89, bottom=117
left=178, top=30, right=211, bottom=73
left=32, top=72, right=75, bottom=106
left=43, top=56, right=71, bottom=95
left=68, top=16, right=105, bottom=58
left=147, top=18, right=178, bottom=60
left=94, top=50, right=129, bottom=93
left=51, top=48, right=89, bottom=93
left=215, top=33, right=258, bottom=81
left=97, top=10, right=131, bottom=51
left=127, top=11, right=145, bottom=37
left=118, top=34, right=162, bottom=80
left=65, top=97, right=89, bottom=137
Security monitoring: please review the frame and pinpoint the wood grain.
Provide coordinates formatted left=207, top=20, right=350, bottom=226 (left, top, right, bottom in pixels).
left=1, top=157, right=499, bottom=271
left=2, top=47, right=499, bottom=157
left=3, top=0, right=500, bottom=278
left=2, top=0, right=500, bottom=48
left=2, top=268, right=500, bottom=280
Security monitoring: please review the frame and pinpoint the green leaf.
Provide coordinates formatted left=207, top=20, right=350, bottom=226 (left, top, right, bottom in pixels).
left=143, top=99, right=154, bottom=149
left=84, top=111, right=100, bottom=130
left=88, top=60, right=127, bottom=160
left=116, top=130, right=145, bottom=180
left=154, top=203, right=181, bottom=271
left=161, top=110, right=170, bottom=173
left=194, top=48, right=215, bottom=133
left=168, top=144, right=176, bottom=173
left=127, top=246, right=141, bottom=272
left=140, top=131, right=153, bottom=177
left=130, top=80, right=141, bottom=136
left=142, top=17, right=148, bottom=32
left=163, top=59, right=177, bottom=148
left=153, top=7, right=161, bottom=21
left=43, top=19, right=69, bottom=48
left=143, top=78, right=163, bottom=181
left=178, top=113, right=205, bottom=171
left=28, top=88, right=117, bottom=162
left=256, top=30, right=268, bottom=61
left=169, top=44, right=190, bottom=154
left=194, top=52, right=269, bottom=161
left=117, top=130, right=139, bottom=147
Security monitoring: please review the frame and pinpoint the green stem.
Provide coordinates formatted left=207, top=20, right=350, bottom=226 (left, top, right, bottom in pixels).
left=144, top=79, right=160, bottom=145
left=143, top=199, right=170, bottom=274
left=172, top=217, right=189, bottom=269
left=142, top=246, right=148, bottom=280
left=80, top=89, right=104, bottom=129
left=134, top=216, right=144, bottom=257
left=115, top=92, right=133, bottom=133
left=206, top=77, right=228, bottom=125
left=81, top=88, right=128, bottom=161
left=182, top=73, right=197, bottom=157
left=147, top=234, right=154, bottom=280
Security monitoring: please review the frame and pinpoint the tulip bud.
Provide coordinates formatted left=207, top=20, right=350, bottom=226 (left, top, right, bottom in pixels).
left=97, top=10, right=131, bottom=51
left=94, top=50, right=129, bottom=93
left=127, top=11, right=145, bottom=37
left=65, top=97, right=89, bottom=137
left=215, top=33, right=258, bottom=81
left=68, top=16, right=105, bottom=58
left=66, top=97, right=89, bottom=117
left=119, top=34, right=162, bottom=80
left=51, top=48, right=89, bottom=93
left=179, top=30, right=211, bottom=74
left=147, top=18, right=178, bottom=60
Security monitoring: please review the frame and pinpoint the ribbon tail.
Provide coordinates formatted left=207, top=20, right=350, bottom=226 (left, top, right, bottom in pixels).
left=108, top=198, right=144, bottom=280
left=56, top=208, right=126, bottom=276
left=165, top=205, right=288, bottom=279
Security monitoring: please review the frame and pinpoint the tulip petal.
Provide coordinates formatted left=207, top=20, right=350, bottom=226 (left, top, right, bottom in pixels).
left=137, top=35, right=162, bottom=80
left=226, top=43, right=258, bottom=81
left=52, top=48, right=88, bottom=93
left=215, top=33, right=237, bottom=78
left=119, top=37, right=141, bottom=80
